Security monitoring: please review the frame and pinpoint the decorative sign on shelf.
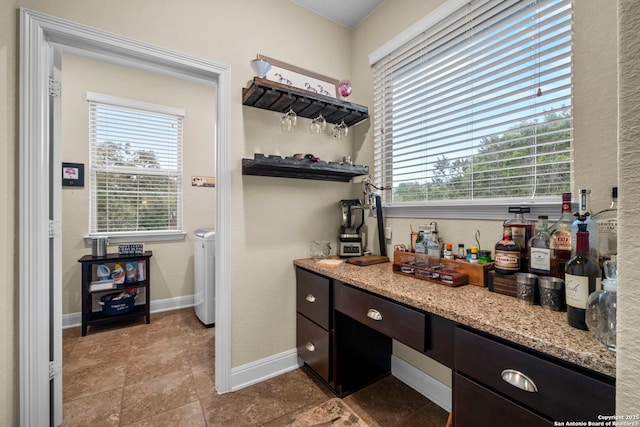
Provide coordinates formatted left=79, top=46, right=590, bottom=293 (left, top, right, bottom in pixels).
left=118, top=243, right=144, bottom=256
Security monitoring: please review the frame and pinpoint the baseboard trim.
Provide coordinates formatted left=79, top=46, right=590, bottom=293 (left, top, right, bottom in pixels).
left=62, top=294, right=196, bottom=329
left=391, top=355, right=452, bottom=412
left=230, top=348, right=301, bottom=391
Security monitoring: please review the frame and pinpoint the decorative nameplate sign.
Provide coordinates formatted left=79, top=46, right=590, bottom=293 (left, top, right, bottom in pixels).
left=118, top=244, right=144, bottom=256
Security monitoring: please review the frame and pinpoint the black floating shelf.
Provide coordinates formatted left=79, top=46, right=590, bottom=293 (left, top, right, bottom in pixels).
left=242, top=154, right=369, bottom=182
left=242, top=78, right=369, bottom=127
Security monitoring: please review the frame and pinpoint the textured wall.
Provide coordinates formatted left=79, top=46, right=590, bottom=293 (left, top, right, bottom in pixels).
left=617, top=0, right=640, bottom=414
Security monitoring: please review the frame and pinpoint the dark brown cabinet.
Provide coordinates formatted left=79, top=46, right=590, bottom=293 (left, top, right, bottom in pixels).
left=78, top=252, right=152, bottom=336
left=296, top=267, right=333, bottom=385
left=453, top=327, right=615, bottom=426
left=295, top=266, right=456, bottom=396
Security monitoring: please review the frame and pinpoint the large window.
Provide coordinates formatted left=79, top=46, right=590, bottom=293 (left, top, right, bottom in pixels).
left=88, top=93, right=184, bottom=236
left=372, top=0, right=573, bottom=212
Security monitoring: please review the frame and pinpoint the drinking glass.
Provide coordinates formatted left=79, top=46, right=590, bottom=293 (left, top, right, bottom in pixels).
left=309, top=114, right=327, bottom=134
left=280, top=109, right=297, bottom=132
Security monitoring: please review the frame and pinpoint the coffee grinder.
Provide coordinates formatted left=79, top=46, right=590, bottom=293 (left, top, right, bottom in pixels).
left=338, top=199, right=364, bottom=257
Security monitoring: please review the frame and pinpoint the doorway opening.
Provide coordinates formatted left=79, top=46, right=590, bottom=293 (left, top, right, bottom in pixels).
left=19, top=8, right=232, bottom=424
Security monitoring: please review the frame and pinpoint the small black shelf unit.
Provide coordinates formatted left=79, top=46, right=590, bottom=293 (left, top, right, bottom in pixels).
left=242, top=154, right=369, bottom=182
left=242, top=77, right=369, bottom=127
left=78, top=251, right=152, bottom=336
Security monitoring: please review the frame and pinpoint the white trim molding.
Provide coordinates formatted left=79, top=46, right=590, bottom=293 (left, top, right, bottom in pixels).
left=19, top=8, right=233, bottom=424
left=230, top=349, right=302, bottom=391
left=391, top=355, right=452, bottom=412
left=368, top=0, right=467, bottom=65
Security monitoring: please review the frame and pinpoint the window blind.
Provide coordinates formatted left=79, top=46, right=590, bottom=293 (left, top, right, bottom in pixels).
left=372, top=0, right=573, bottom=206
left=88, top=95, right=184, bottom=234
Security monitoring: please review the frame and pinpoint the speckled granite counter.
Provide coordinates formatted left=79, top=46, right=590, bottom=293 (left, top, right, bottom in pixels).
left=294, top=258, right=616, bottom=378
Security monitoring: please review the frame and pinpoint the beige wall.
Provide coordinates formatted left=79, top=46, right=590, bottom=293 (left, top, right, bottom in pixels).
left=61, top=54, right=216, bottom=314
left=1, top=0, right=637, bottom=423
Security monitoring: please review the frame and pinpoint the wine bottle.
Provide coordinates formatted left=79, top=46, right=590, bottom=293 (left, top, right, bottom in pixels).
left=550, top=192, right=573, bottom=276
left=529, top=215, right=553, bottom=276
left=565, top=223, right=602, bottom=330
left=570, top=189, right=598, bottom=260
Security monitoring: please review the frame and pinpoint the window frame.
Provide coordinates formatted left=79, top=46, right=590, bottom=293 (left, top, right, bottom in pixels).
left=85, top=92, right=186, bottom=242
left=368, top=0, right=574, bottom=220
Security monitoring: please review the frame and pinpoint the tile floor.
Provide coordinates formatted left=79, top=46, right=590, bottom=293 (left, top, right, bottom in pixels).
left=62, top=308, right=449, bottom=426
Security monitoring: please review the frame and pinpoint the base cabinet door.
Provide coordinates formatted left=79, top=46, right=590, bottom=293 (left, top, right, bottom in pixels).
left=454, top=373, right=552, bottom=427
left=297, top=313, right=331, bottom=383
left=454, top=327, right=615, bottom=426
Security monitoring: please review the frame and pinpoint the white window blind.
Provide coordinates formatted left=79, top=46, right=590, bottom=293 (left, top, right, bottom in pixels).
left=88, top=93, right=184, bottom=235
left=372, top=0, right=573, bottom=207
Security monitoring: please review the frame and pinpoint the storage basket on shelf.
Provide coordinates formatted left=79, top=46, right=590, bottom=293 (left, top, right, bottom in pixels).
left=99, top=290, right=137, bottom=315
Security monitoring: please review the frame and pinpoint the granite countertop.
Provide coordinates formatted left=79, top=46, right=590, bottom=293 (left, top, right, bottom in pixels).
left=293, top=258, right=616, bottom=378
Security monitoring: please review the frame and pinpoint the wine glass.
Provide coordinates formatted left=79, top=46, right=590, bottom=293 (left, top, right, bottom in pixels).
left=309, top=114, right=327, bottom=134
left=280, top=108, right=297, bottom=132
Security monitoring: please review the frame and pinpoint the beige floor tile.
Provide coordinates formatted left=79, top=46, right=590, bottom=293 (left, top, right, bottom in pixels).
left=120, top=369, right=199, bottom=425
left=125, top=334, right=191, bottom=385
left=63, top=360, right=127, bottom=402
left=62, top=387, right=122, bottom=426
left=200, top=386, right=285, bottom=427
left=122, top=401, right=206, bottom=427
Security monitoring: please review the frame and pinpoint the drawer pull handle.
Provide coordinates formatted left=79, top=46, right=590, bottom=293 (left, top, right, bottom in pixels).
left=305, top=342, right=316, bottom=352
left=305, top=294, right=316, bottom=303
left=501, top=369, right=538, bottom=393
left=367, top=309, right=383, bottom=321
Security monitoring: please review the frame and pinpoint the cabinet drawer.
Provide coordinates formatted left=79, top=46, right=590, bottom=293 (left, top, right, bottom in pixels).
left=296, top=268, right=331, bottom=330
left=455, top=327, right=615, bottom=422
left=297, top=313, right=331, bottom=383
left=334, top=282, right=426, bottom=351
left=454, top=373, right=552, bottom=427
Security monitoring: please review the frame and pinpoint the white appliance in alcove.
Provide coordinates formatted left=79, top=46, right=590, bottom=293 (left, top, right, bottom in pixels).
left=193, top=228, right=215, bottom=326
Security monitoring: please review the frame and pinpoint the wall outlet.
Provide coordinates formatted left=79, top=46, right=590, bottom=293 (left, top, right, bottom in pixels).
left=384, top=227, right=392, bottom=240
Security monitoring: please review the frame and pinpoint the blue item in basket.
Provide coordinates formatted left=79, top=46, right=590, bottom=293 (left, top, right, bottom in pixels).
left=99, top=291, right=137, bottom=315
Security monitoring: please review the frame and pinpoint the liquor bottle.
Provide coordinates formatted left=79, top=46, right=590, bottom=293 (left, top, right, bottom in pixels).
left=570, top=189, right=598, bottom=261
left=505, top=207, right=532, bottom=268
left=565, top=223, right=602, bottom=330
left=550, top=192, right=573, bottom=276
left=495, top=223, right=520, bottom=275
left=529, top=215, right=553, bottom=276
left=592, top=186, right=618, bottom=264
left=426, top=230, right=441, bottom=267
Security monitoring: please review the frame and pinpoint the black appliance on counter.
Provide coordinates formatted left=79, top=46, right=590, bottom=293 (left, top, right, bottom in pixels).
left=338, top=199, right=364, bottom=257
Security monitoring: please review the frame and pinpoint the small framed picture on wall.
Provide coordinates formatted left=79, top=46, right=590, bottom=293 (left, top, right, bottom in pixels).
left=62, top=162, right=84, bottom=187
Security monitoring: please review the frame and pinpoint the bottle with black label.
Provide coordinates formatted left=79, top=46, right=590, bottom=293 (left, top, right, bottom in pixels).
left=565, top=223, right=602, bottom=330
left=506, top=207, right=532, bottom=271
left=495, top=223, right=521, bottom=274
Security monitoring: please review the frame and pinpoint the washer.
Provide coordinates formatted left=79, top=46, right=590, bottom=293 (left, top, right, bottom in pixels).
left=193, top=228, right=215, bottom=326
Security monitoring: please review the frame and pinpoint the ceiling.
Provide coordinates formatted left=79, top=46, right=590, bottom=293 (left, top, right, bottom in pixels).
left=290, top=0, right=385, bottom=28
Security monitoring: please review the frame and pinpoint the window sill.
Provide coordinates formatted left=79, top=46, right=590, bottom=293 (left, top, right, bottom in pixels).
left=83, top=231, right=186, bottom=245
left=382, top=200, right=577, bottom=221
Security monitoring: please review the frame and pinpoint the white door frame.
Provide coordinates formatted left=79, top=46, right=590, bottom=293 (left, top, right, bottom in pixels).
left=19, top=8, right=232, bottom=424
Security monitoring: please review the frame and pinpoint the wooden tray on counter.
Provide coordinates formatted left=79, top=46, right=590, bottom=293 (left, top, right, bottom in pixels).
left=392, top=251, right=468, bottom=287
left=392, top=250, right=494, bottom=287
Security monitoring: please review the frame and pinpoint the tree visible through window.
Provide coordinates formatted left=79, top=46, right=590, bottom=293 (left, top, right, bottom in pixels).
left=88, top=93, right=184, bottom=235
left=372, top=0, right=573, bottom=206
